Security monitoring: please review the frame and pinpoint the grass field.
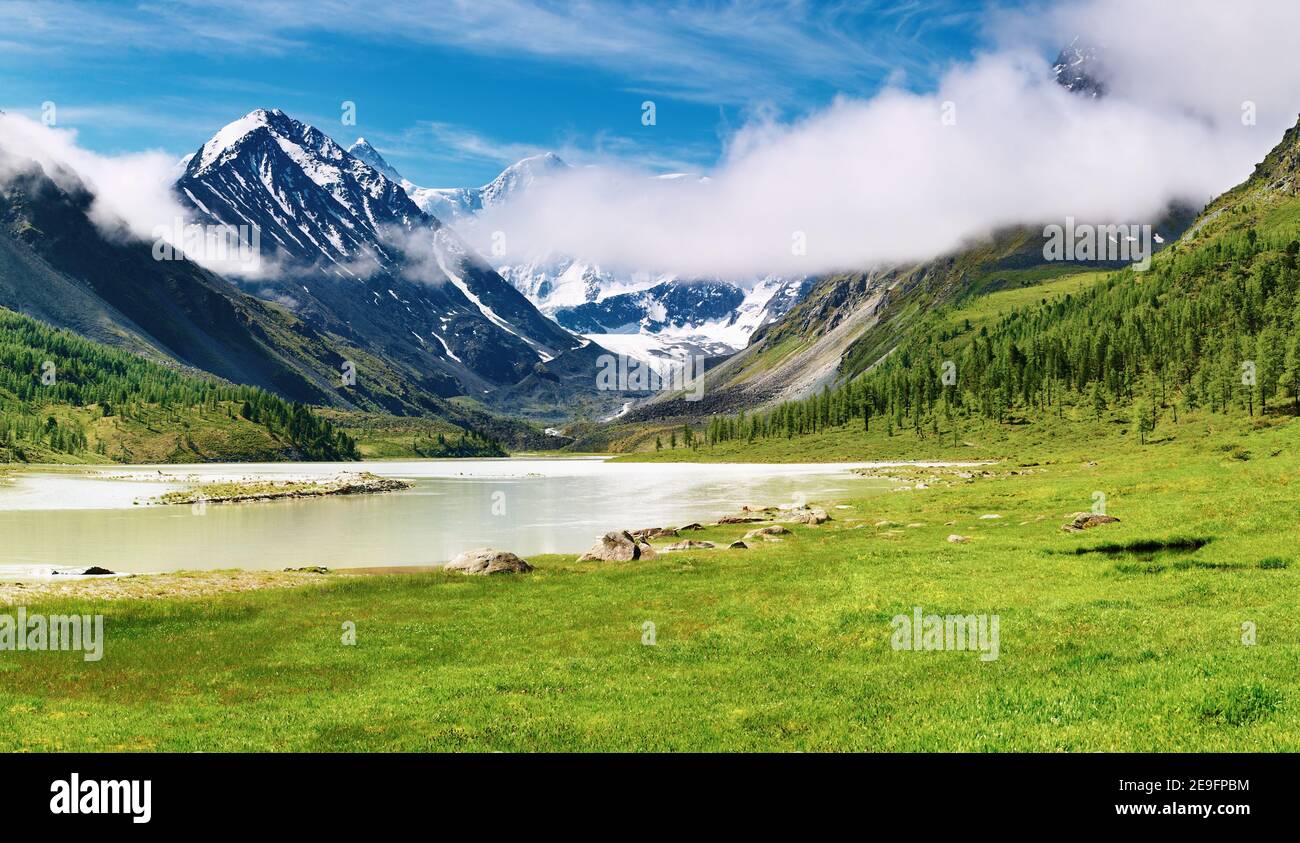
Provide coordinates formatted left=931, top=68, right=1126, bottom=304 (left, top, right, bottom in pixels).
left=2, top=401, right=320, bottom=465
left=3, top=412, right=1296, bottom=751
left=317, top=409, right=507, bottom=460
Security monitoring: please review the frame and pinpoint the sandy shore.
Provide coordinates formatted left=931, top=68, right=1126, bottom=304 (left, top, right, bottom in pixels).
left=0, top=569, right=348, bottom=604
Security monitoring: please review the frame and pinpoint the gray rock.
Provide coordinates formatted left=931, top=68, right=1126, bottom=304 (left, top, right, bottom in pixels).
left=728, top=541, right=748, bottom=549
left=1061, top=513, right=1121, bottom=533
left=578, top=531, right=657, bottom=562
left=632, top=526, right=679, bottom=540
left=743, top=525, right=791, bottom=541
left=445, top=548, right=534, bottom=575
left=664, top=540, right=716, bottom=551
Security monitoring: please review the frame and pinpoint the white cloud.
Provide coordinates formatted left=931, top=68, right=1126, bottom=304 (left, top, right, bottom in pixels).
left=1020, top=0, right=1300, bottom=127
left=0, top=112, right=278, bottom=279
left=2, top=0, right=974, bottom=106
left=0, top=111, right=189, bottom=243
left=5, top=0, right=1300, bottom=286
left=456, top=1, right=1300, bottom=279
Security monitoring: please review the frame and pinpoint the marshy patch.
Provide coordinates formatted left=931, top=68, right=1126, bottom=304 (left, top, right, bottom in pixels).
left=1073, top=537, right=1212, bottom=556
left=1172, top=559, right=1246, bottom=571
left=1065, top=536, right=1217, bottom=575
left=1086, top=598, right=1139, bottom=610
left=1200, top=683, right=1283, bottom=727
left=1057, top=645, right=1117, bottom=669
left=1112, top=561, right=1172, bottom=575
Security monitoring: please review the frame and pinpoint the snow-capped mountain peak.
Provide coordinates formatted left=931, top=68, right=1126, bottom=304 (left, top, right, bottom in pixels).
left=192, top=108, right=275, bottom=172
left=192, top=108, right=309, bottom=174
left=1053, top=38, right=1106, bottom=98
left=346, top=137, right=403, bottom=183
left=179, top=108, right=423, bottom=268
left=397, top=150, right=571, bottom=222
left=351, top=138, right=810, bottom=366
left=175, top=108, right=585, bottom=392
left=479, top=151, right=568, bottom=207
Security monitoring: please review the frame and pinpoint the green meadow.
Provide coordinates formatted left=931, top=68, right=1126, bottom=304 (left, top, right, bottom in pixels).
left=3, top=411, right=1296, bottom=751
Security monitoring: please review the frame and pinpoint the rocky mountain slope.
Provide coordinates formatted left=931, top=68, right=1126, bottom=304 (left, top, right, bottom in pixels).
left=0, top=122, right=565, bottom=443
left=0, top=143, right=347, bottom=407
left=177, top=110, right=585, bottom=397
left=349, top=141, right=808, bottom=365
left=602, top=42, right=1194, bottom=426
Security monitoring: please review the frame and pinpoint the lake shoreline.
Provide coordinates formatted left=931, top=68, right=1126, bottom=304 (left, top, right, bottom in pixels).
left=0, top=568, right=348, bottom=604
left=0, top=457, right=993, bottom=582
left=0, top=460, right=1011, bottom=602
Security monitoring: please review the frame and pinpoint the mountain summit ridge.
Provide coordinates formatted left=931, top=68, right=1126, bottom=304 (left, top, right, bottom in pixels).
left=351, top=139, right=808, bottom=366
left=175, top=108, right=599, bottom=410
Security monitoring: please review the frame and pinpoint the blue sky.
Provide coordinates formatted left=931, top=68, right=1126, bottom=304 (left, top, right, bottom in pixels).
left=1, top=0, right=1000, bottom=187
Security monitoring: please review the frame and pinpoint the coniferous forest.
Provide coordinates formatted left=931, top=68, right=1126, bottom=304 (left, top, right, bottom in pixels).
left=0, top=307, right=358, bottom=462
left=697, top=224, right=1300, bottom=449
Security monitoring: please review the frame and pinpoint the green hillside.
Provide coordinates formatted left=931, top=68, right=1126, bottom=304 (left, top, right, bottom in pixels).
left=0, top=307, right=358, bottom=463
left=627, top=117, right=1300, bottom=461
left=319, top=409, right=509, bottom=459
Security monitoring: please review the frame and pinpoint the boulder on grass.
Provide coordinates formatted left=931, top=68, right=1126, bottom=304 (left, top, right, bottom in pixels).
left=445, top=548, right=533, bottom=575
left=664, top=540, right=716, bottom=551
left=744, top=525, right=791, bottom=541
left=790, top=507, right=831, bottom=525
left=947, top=534, right=971, bottom=544
left=632, top=526, right=679, bottom=541
left=1061, top=513, right=1121, bottom=533
left=578, top=531, right=657, bottom=562
left=728, top=541, right=748, bottom=549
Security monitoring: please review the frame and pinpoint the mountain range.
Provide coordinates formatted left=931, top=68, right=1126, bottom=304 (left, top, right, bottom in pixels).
left=177, top=109, right=590, bottom=395
left=345, top=139, right=809, bottom=370
left=0, top=39, right=1258, bottom=451
left=0, top=108, right=633, bottom=436
left=576, top=45, right=1199, bottom=433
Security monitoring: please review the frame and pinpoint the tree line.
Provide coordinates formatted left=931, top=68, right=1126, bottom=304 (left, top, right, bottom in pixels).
left=697, top=228, right=1300, bottom=447
left=0, top=308, right=358, bottom=461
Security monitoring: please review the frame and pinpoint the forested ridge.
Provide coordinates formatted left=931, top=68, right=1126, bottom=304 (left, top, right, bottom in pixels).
left=695, top=228, right=1300, bottom=448
left=0, top=307, right=358, bottom=462
left=692, top=121, right=1300, bottom=450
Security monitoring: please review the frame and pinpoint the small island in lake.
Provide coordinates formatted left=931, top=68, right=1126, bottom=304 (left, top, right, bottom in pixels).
left=156, top=471, right=412, bottom=506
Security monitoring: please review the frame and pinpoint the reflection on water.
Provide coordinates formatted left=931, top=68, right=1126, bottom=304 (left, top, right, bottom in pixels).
left=0, top=458, right=887, bottom=574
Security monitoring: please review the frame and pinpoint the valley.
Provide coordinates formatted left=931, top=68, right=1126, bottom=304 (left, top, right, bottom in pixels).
left=2, top=18, right=1299, bottom=759
left=3, top=415, right=1296, bottom=751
